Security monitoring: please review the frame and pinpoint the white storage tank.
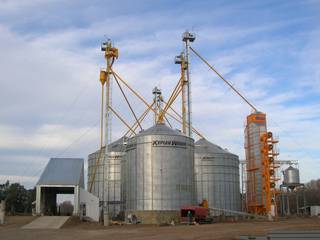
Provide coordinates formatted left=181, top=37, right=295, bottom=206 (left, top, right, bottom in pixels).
left=194, top=138, right=241, bottom=216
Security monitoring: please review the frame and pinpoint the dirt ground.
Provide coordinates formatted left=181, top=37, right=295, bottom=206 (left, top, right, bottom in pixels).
left=1, top=216, right=320, bottom=240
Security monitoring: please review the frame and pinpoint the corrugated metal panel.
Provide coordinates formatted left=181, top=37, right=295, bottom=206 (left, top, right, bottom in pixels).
left=125, top=123, right=195, bottom=211
left=268, top=230, right=320, bottom=239
left=87, top=137, right=128, bottom=217
left=37, top=158, right=84, bottom=187
left=195, top=139, right=240, bottom=216
left=283, top=166, right=300, bottom=186
left=240, top=231, right=320, bottom=240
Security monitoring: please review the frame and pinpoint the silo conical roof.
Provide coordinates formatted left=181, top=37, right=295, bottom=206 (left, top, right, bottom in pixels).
left=137, top=123, right=184, bottom=137
left=91, top=136, right=128, bottom=155
left=285, top=166, right=297, bottom=171
left=195, top=138, right=237, bottom=156
left=108, top=136, right=128, bottom=152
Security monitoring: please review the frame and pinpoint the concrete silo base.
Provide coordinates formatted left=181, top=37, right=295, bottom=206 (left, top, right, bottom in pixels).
left=125, top=210, right=180, bottom=224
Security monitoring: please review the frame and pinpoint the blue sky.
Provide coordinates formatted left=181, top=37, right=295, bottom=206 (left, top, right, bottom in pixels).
left=0, top=0, right=319, bottom=189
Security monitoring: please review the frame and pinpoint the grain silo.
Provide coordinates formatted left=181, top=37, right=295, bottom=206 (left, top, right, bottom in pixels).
left=283, top=166, right=300, bottom=188
left=194, top=138, right=241, bottom=216
left=124, top=123, right=195, bottom=224
left=87, top=137, right=128, bottom=218
left=88, top=149, right=104, bottom=200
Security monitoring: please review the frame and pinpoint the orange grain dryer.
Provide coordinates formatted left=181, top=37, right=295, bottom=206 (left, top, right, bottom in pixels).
left=244, top=112, right=278, bottom=215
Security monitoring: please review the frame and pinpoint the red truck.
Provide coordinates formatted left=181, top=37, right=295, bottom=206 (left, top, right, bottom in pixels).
left=180, top=205, right=213, bottom=224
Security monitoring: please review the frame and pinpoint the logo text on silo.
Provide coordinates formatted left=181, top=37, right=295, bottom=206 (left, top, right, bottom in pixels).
left=152, top=140, right=186, bottom=148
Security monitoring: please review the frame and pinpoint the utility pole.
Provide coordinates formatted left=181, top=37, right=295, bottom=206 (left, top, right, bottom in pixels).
left=182, top=31, right=195, bottom=137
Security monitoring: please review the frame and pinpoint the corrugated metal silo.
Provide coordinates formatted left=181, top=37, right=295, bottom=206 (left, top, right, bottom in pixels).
left=195, top=138, right=240, bottom=216
left=88, top=149, right=104, bottom=200
left=283, top=166, right=300, bottom=187
left=87, top=137, right=128, bottom=217
left=124, top=123, right=194, bottom=221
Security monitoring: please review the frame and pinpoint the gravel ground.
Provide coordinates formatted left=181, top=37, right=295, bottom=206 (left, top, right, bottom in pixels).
left=1, top=216, right=320, bottom=240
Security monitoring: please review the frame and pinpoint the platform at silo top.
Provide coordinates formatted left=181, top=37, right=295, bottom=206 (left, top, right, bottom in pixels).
left=22, top=216, right=70, bottom=229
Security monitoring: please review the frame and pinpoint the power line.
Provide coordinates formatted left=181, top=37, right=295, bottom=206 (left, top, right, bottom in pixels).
left=23, top=78, right=101, bottom=179
left=28, top=121, right=99, bottom=179
left=36, top=83, right=90, bottom=156
left=55, top=121, right=99, bottom=157
left=190, top=46, right=258, bottom=112
left=19, top=83, right=92, bottom=179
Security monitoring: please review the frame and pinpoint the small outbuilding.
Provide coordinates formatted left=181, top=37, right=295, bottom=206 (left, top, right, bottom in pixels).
left=311, top=206, right=320, bottom=216
left=35, top=158, right=99, bottom=221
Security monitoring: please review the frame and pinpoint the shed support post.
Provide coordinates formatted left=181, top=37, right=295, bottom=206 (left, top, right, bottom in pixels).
left=286, top=191, right=290, bottom=216
left=73, top=186, right=80, bottom=216
left=36, top=186, right=41, bottom=215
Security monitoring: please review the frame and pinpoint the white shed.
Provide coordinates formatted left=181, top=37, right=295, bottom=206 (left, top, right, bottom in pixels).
left=311, top=206, right=320, bottom=216
left=36, top=158, right=99, bottom=221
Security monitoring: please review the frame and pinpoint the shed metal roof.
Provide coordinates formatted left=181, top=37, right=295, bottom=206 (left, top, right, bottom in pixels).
left=37, top=158, right=84, bottom=187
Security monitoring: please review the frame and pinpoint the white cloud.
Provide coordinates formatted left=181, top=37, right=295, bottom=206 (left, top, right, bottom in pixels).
left=0, top=124, right=98, bottom=151
left=0, top=1, right=319, bottom=188
left=298, top=30, right=320, bottom=92
left=0, top=0, right=57, bottom=12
